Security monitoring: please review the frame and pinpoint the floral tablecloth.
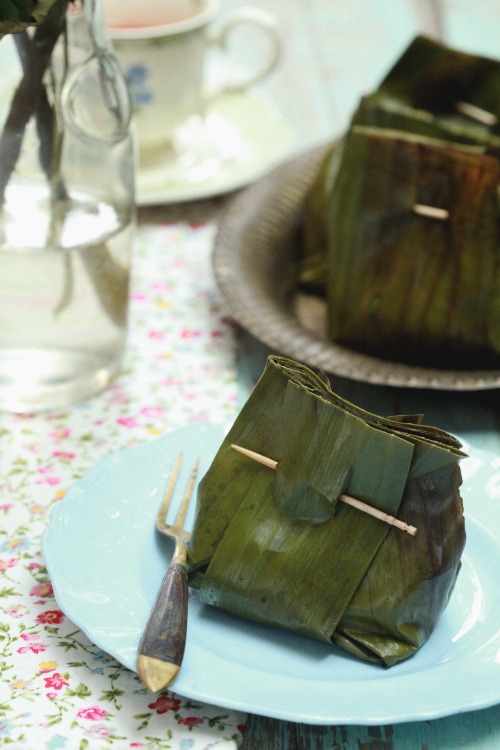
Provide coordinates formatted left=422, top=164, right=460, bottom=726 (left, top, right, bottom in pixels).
left=0, top=209, right=247, bottom=749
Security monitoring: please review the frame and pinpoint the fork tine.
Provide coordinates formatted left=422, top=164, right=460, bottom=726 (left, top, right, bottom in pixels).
left=174, top=457, right=200, bottom=528
left=155, top=452, right=183, bottom=532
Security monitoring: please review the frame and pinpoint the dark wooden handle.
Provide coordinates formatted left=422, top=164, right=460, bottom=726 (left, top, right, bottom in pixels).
left=138, top=562, right=188, bottom=667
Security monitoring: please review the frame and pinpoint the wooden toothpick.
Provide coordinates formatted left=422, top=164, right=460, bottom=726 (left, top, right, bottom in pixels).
left=230, top=444, right=418, bottom=536
left=231, top=444, right=278, bottom=470
left=413, top=204, right=449, bottom=221
left=456, top=100, right=497, bottom=128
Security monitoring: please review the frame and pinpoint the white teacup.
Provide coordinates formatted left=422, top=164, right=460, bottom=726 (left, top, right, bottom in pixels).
left=104, top=0, right=282, bottom=166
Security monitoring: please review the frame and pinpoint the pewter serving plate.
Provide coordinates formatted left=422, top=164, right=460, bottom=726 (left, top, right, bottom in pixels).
left=213, top=145, right=500, bottom=390
left=42, top=424, right=500, bottom=725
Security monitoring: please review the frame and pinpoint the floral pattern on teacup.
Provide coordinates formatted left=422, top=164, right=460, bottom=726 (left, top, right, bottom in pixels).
left=125, top=63, right=154, bottom=107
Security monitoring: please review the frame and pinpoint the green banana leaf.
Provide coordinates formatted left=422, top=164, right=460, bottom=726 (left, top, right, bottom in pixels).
left=0, top=0, right=64, bottom=36
left=187, top=356, right=466, bottom=666
left=298, top=140, right=343, bottom=293
left=298, top=35, right=500, bottom=337
left=320, top=125, right=500, bottom=368
left=351, top=92, right=500, bottom=151
left=350, top=35, right=500, bottom=154
left=374, top=35, right=500, bottom=142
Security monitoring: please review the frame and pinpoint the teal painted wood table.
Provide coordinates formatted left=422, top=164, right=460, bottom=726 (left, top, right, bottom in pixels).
left=241, top=707, right=500, bottom=750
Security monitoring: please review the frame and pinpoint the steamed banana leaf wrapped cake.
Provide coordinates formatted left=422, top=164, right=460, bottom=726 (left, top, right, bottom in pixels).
left=353, top=35, right=500, bottom=150
left=187, top=356, right=466, bottom=666
left=299, top=36, right=500, bottom=368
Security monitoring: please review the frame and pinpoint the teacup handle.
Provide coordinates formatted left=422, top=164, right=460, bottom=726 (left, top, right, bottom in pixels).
left=207, top=6, right=281, bottom=97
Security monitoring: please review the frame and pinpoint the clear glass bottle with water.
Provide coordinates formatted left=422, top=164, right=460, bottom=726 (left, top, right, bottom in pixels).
left=0, top=0, right=135, bottom=412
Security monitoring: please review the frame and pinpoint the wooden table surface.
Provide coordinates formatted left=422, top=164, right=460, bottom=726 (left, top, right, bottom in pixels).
left=220, top=0, right=500, bottom=746
left=1, top=2, right=497, bottom=748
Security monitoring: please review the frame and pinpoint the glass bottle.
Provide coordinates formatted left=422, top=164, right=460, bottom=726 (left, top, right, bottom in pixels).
left=0, top=0, right=135, bottom=412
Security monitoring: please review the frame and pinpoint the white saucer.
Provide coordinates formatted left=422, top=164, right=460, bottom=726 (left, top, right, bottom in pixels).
left=136, top=91, right=296, bottom=205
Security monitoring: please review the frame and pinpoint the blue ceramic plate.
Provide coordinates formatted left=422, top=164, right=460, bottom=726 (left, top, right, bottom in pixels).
left=42, top=424, right=500, bottom=725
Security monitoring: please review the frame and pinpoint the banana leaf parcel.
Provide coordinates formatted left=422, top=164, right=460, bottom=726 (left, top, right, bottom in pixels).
left=353, top=35, right=500, bottom=151
left=298, top=36, right=500, bottom=368
left=187, top=356, right=466, bottom=666
left=316, top=125, right=500, bottom=368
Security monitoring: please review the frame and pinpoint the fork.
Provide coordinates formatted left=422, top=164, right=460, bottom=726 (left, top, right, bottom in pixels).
left=136, top=453, right=200, bottom=693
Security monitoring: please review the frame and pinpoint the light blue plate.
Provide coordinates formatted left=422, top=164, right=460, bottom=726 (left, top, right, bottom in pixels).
left=42, top=423, right=500, bottom=725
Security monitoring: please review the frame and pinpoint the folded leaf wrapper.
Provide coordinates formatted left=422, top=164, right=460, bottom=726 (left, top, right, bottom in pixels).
left=298, top=36, right=500, bottom=368
left=321, top=125, right=500, bottom=367
left=354, top=35, right=500, bottom=151
left=187, top=356, right=466, bottom=666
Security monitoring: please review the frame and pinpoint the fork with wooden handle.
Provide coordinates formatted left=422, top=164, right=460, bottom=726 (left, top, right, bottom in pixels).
left=136, top=454, right=200, bottom=692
